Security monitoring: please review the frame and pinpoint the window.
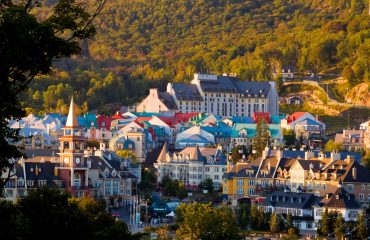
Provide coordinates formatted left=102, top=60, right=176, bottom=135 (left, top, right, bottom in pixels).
left=361, top=185, right=365, bottom=191
left=322, top=183, right=326, bottom=190
left=237, top=188, right=244, bottom=195
left=237, top=179, right=244, bottom=186
left=248, top=180, right=254, bottom=186
left=359, top=193, right=364, bottom=201
left=368, top=194, right=370, bottom=201
left=198, top=167, right=202, bottom=171
left=248, top=188, right=254, bottom=195
left=306, top=222, right=312, bottom=229
left=205, top=167, right=210, bottom=172
left=215, top=167, right=219, bottom=172
left=214, top=175, right=219, bottom=180
left=346, top=184, right=354, bottom=192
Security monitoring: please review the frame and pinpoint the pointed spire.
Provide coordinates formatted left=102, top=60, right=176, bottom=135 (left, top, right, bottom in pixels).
left=157, top=142, right=167, bottom=162
left=66, top=96, right=78, bottom=127
left=191, top=145, right=204, bottom=161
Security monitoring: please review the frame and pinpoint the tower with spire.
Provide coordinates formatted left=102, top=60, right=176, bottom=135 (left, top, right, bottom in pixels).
left=58, top=97, right=90, bottom=197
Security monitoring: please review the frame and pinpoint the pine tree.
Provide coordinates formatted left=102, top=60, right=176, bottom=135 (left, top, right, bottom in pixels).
left=334, top=214, right=345, bottom=240
left=286, top=213, right=293, bottom=230
left=254, top=118, right=270, bottom=157
left=319, top=208, right=330, bottom=237
left=270, top=212, right=279, bottom=234
left=355, top=213, right=367, bottom=240
left=249, top=205, right=259, bottom=230
left=238, top=204, right=250, bottom=229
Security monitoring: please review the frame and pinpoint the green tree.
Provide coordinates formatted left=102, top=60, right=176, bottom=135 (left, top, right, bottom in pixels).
left=362, top=153, right=370, bottom=168
left=199, top=178, right=214, bottom=194
left=175, top=203, right=241, bottom=240
left=231, top=145, right=247, bottom=163
left=116, top=150, right=139, bottom=163
left=1, top=188, right=136, bottom=240
left=334, top=214, right=345, bottom=240
left=325, top=139, right=343, bottom=152
left=254, top=118, right=270, bottom=157
left=161, top=176, right=177, bottom=196
left=318, top=208, right=331, bottom=237
left=285, top=228, right=299, bottom=240
left=249, top=204, right=259, bottom=230
left=285, top=213, right=293, bottom=230
left=0, top=0, right=105, bottom=193
left=355, top=213, right=368, bottom=240
left=175, top=180, right=188, bottom=200
left=138, top=168, right=157, bottom=199
left=282, top=129, right=296, bottom=147
left=238, top=203, right=250, bottom=229
left=270, top=212, right=280, bottom=234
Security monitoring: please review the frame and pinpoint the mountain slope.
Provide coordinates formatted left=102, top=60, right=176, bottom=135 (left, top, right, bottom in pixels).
left=23, top=0, right=370, bottom=114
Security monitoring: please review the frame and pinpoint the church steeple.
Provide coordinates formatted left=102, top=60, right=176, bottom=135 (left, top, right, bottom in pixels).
left=66, top=96, right=79, bottom=128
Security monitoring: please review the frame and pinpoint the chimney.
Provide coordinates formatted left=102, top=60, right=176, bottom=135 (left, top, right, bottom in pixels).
left=54, top=167, right=59, bottom=176
left=330, top=152, right=340, bottom=162
left=87, top=159, right=91, bottom=168
left=149, top=88, right=159, bottom=98
left=346, top=155, right=354, bottom=163
left=276, top=149, right=283, bottom=161
left=262, top=145, right=269, bottom=160
left=352, top=167, right=357, bottom=180
left=305, top=151, right=314, bottom=160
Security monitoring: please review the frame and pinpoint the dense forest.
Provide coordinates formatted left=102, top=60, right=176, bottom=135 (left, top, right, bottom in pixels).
left=22, top=0, right=370, bottom=114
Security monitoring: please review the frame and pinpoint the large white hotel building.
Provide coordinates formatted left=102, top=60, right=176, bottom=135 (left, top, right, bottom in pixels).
left=137, top=74, right=279, bottom=117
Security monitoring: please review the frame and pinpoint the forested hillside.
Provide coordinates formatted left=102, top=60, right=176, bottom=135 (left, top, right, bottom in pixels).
left=22, top=0, right=370, bottom=114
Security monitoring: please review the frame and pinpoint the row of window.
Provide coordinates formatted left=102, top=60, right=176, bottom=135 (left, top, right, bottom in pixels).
left=237, top=179, right=255, bottom=186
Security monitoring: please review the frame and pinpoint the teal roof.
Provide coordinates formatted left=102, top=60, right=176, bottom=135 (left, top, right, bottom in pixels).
left=201, top=124, right=232, bottom=138
left=131, top=112, right=160, bottom=117
left=271, top=115, right=286, bottom=124
left=178, top=134, right=212, bottom=144
left=78, top=113, right=98, bottom=129
left=231, top=123, right=281, bottom=138
left=227, top=116, right=254, bottom=124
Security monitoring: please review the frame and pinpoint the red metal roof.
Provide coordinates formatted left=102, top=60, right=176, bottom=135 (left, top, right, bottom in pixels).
left=253, top=112, right=271, bottom=124
left=287, top=112, right=306, bottom=123
left=97, top=115, right=113, bottom=129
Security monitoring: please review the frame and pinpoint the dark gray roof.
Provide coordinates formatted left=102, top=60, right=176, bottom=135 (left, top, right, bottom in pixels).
left=297, top=160, right=323, bottom=171
left=198, top=75, right=271, bottom=97
left=325, top=187, right=360, bottom=209
left=23, top=149, right=59, bottom=158
left=262, top=191, right=317, bottom=209
left=343, top=161, right=370, bottom=183
left=172, top=83, right=203, bottom=101
left=233, top=80, right=271, bottom=97
left=199, top=76, right=239, bottom=93
left=23, top=162, right=63, bottom=188
left=158, top=92, right=178, bottom=110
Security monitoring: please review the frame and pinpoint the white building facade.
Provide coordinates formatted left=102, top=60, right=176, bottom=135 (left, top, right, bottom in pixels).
left=138, top=74, right=279, bottom=117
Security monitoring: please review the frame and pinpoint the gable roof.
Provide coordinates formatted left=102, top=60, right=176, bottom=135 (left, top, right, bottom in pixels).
left=158, top=92, right=178, bottom=110
left=171, top=83, right=203, bottom=101
left=325, top=186, right=360, bottom=209
left=263, top=191, right=317, bottom=209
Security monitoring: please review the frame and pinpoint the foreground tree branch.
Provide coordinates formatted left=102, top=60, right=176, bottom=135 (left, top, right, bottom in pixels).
left=0, top=0, right=106, bottom=195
